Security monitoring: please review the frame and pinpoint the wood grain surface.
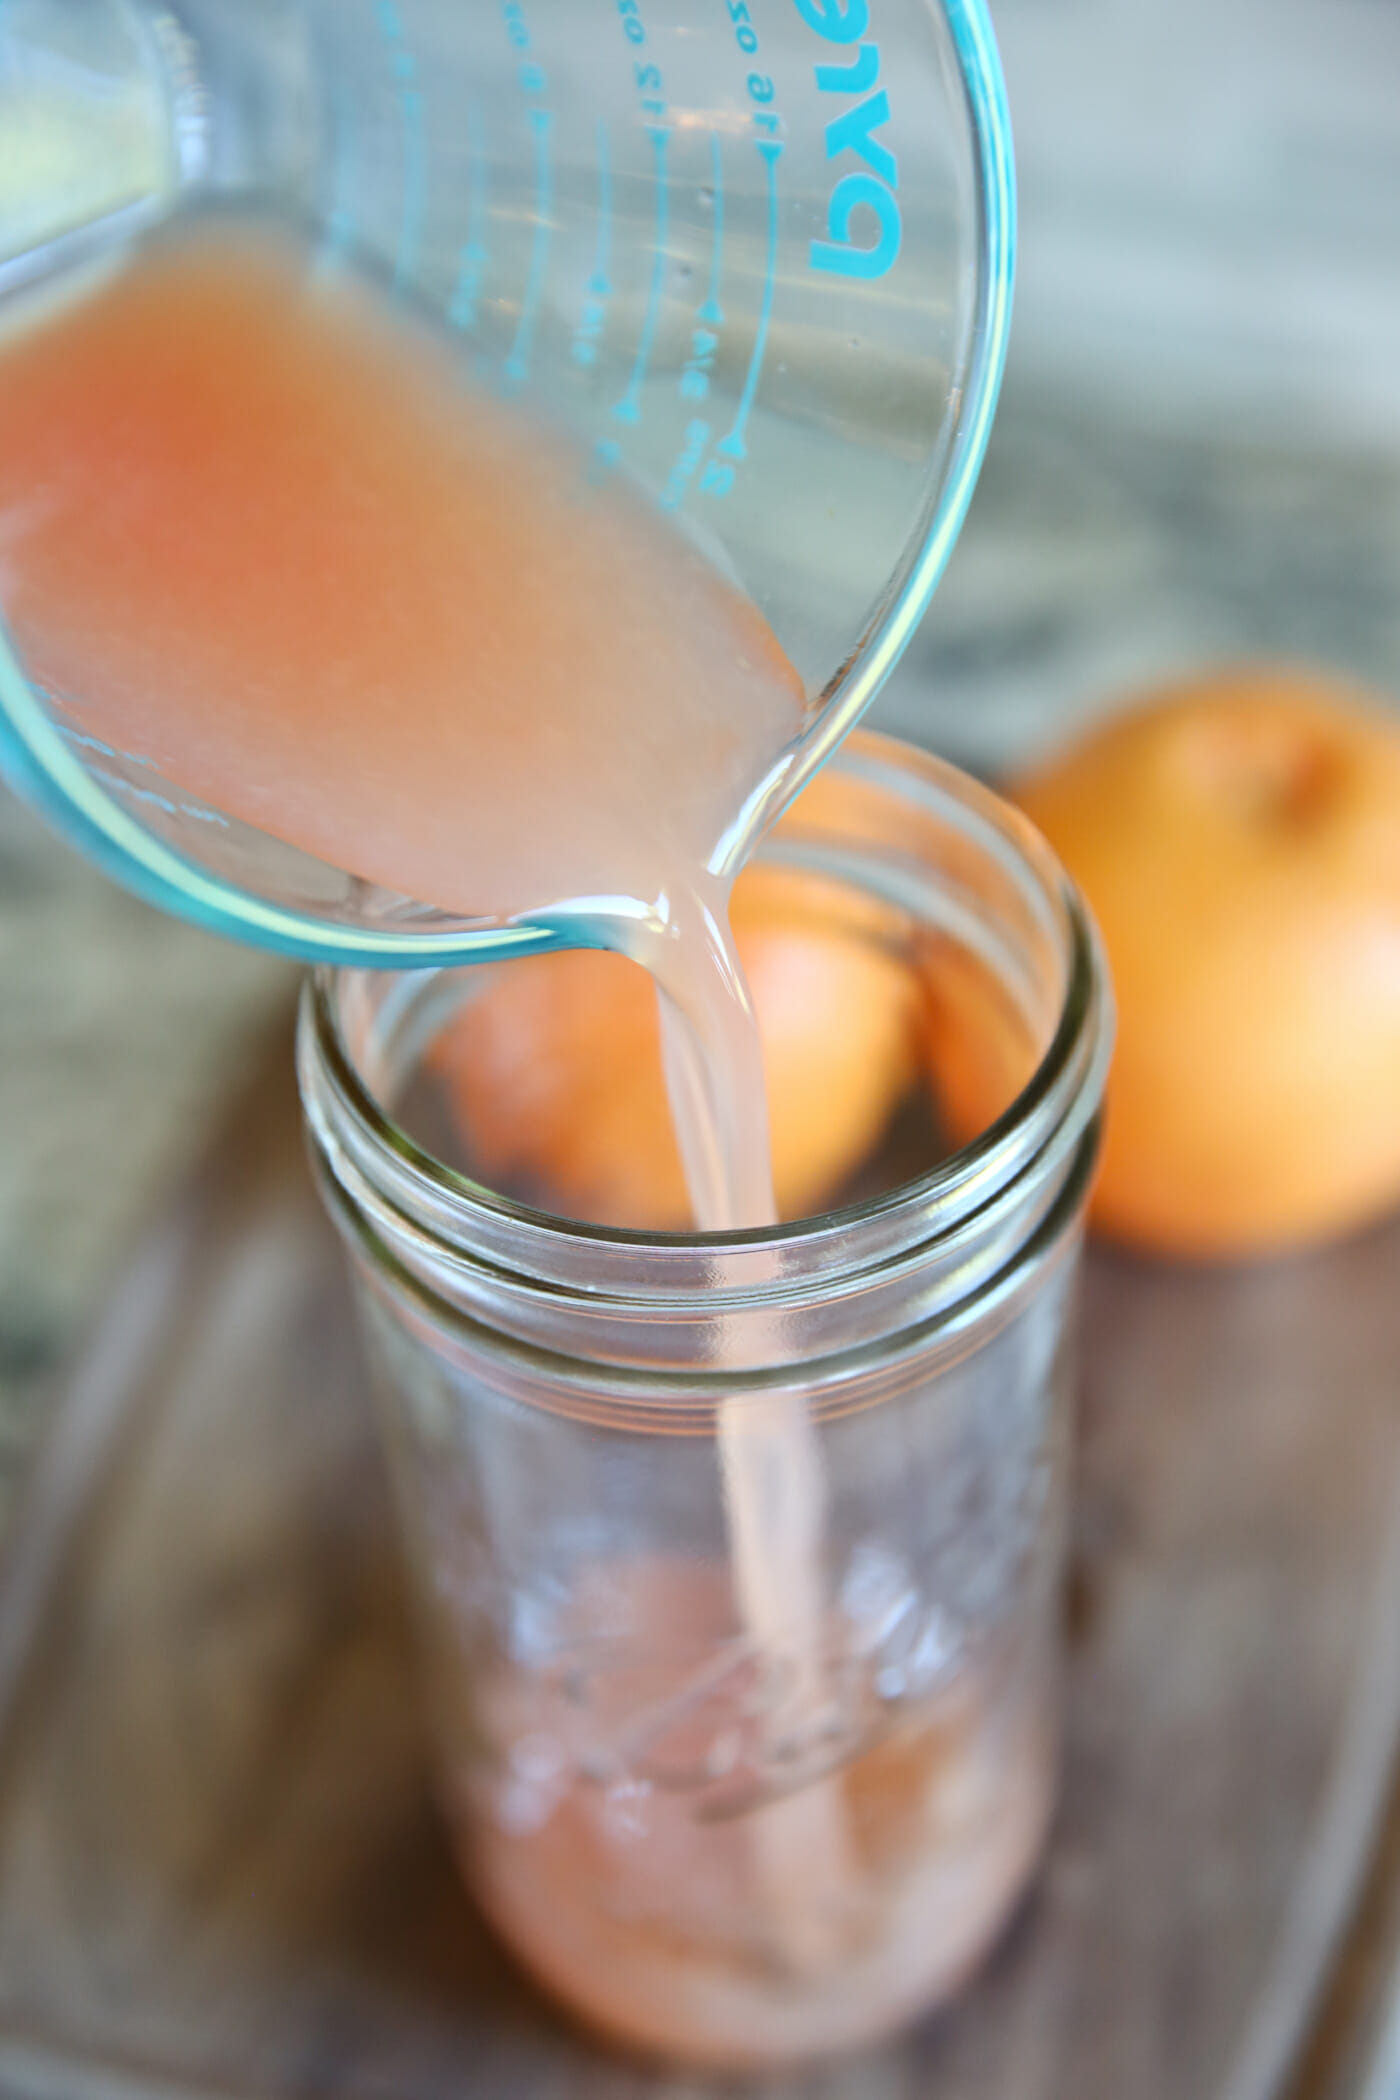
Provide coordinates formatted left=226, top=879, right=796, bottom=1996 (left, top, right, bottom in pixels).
left=2, top=1029, right=1400, bottom=2099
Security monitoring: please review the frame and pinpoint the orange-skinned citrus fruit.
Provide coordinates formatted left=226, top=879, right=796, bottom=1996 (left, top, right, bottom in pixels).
left=1010, top=668, right=1400, bottom=1258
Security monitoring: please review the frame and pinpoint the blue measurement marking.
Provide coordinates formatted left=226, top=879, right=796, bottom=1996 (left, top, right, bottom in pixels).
left=660, top=415, right=711, bottom=510
left=372, top=0, right=427, bottom=297
left=698, top=131, right=725, bottom=326
left=571, top=124, right=614, bottom=367
left=55, top=720, right=228, bottom=825
left=590, top=435, right=624, bottom=483
left=504, top=107, right=554, bottom=390
left=717, top=138, right=781, bottom=462
left=324, top=87, right=358, bottom=266
left=613, top=126, right=670, bottom=424
left=590, top=124, right=614, bottom=298
left=394, top=76, right=427, bottom=297
left=449, top=107, right=489, bottom=330
left=56, top=722, right=150, bottom=766
left=91, top=772, right=228, bottom=824
left=570, top=127, right=617, bottom=367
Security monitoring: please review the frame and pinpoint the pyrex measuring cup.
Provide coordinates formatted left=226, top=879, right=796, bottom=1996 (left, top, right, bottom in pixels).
left=0, top=0, right=1013, bottom=965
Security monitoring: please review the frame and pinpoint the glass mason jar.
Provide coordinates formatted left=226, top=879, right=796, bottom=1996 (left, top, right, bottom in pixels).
left=297, top=732, right=1112, bottom=2072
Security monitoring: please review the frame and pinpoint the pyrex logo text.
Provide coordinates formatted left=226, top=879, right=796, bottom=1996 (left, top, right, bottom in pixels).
left=794, top=0, right=901, bottom=280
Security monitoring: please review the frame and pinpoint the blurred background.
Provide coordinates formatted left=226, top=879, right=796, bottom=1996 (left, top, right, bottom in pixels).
left=2, top=0, right=1399, bottom=1526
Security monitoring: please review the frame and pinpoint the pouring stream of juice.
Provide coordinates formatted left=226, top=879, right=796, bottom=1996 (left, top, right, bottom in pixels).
left=0, top=222, right=855, bottom=1960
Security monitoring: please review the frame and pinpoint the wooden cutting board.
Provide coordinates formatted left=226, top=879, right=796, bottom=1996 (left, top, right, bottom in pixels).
left=2, top=1023, right=1400, bottom=2100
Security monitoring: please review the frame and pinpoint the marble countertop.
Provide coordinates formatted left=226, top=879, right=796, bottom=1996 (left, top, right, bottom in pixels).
left=2, top=0, right=1399, bottom=1532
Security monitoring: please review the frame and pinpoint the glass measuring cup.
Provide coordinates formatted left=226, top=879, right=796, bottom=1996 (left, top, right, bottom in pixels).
left=0, top=0, right=1013, bottom=966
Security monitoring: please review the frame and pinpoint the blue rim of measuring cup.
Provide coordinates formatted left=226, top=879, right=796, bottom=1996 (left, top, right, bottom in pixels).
left=0, top=0, right=1015, bottom=969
